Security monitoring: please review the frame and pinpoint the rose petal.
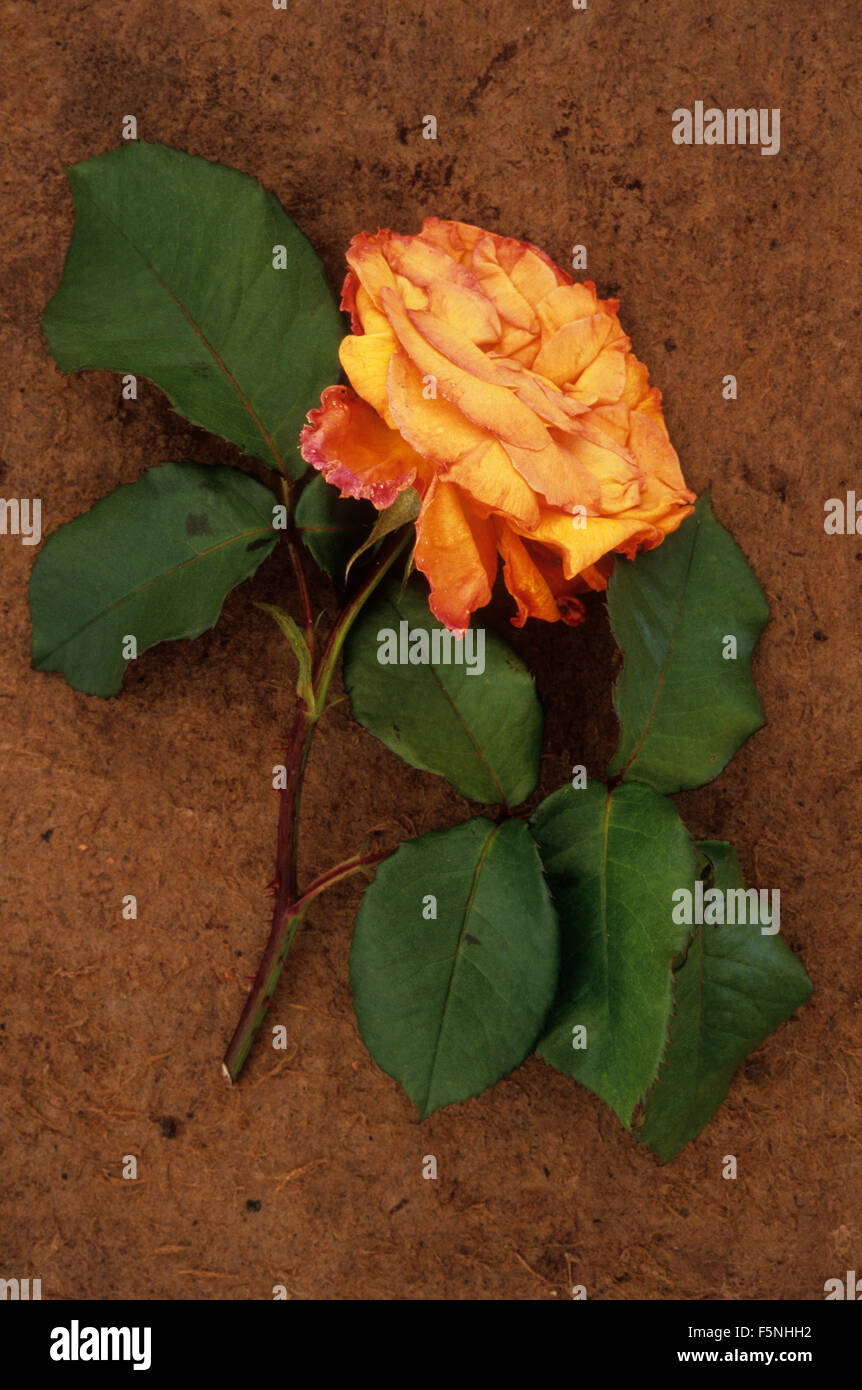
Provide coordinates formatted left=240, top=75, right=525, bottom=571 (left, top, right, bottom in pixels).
left=352, top=282, right=393, bottom=337
left=470, top=234, right=539, bottom=331
left=504, top=439, right=603, bottom=513
left=380, top=287, right=551, bottom=451
left=382, top=232, right=502, bottom=345
left=555, top=420, right=644, bottom=514
left=443, top=440, right=542, bottom=529
left=627, top=411, right=694, bottom=507
left=500, top=241, right=570, bottom=306
left=524, top=538, right=589, bottom=621
left=569, top=341, right=630, bottom=405
left=344, top=232, right=399, bottom=310
left=536, top=283, right=601, bottom=336
left=633, top=384, right=667, bottom=424
left=386, top=349, right=488, bottom=463
left=414, top=478, right=498, bottom=631
left=340, top=270, right=362, bottom=333
left=533, top=314, right=616, bottom=387
left=519, top=499, right=694, bottom=581
left=339, top=330, right=399, bottom=426
left=419, top=217, right=486, bottom=265
left=504, top=361, right=590, bottom=431
left=495, top=521, right=563, bottom=626
left=620, top=353, right=653, bottom=408
left=300, top=385, right=428, bottom=508
left=580, top=402, right=631, bottom=446
left=495, top=322, right=541, bottom=362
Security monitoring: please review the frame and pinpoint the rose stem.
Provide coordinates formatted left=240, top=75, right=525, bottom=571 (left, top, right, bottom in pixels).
left=221, top=527, right=410, bottom=1084
left=280, top=477, right=316, bottom=662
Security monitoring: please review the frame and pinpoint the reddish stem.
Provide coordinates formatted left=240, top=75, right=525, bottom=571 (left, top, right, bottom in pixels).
left=221, top=528, right=409, bottom=1084
left=287, top=535, right=316, bottom=663
left=282, top=477, right=316, bottom=663
left=222, top=699, right=314, bottom=1081
left=297, top=848, right=390, bottom=908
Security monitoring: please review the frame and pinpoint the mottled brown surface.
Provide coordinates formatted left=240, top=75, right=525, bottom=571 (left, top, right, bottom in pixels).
left=1, top=0, right=860, bottom=1300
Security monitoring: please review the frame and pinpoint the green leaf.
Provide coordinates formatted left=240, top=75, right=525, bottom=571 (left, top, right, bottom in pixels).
left=350, top=817, right=559, bottom=1118
left=294, top=473, right=375, bottom=583
left=30, top=461, right=277, bottom=696
left=607, top=493, right=769, bottom=793
left=531, top=780, right=699, bottom=1127
left=638, top=841, right=812, bottom=1161
left=256, top=603, right=314, bottom=710
left=42, top=141, right=342, bottom=477
left=342, top=579, right=543, bottom=805
left=344, top=486, right=420, bottom=581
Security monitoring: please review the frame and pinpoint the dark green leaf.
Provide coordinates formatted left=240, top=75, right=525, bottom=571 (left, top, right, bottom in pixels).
left=343, top=579, right=543, bottom=805
left=294, top=473, right=375, bottom=583
left=42, top=141, right=342, bottom=477
left=638, top=840, right=812, bottom=1161
left=607, top=493, right=769, bottom=793
left=30, top=461, right=277, bottom=696
left=350, top=818, right=559, bottom=1118
left=531, top=780, right=699, bottom=1127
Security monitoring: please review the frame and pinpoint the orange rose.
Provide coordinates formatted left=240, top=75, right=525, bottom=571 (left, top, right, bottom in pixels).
left=300, top=218, right=695, bottom=632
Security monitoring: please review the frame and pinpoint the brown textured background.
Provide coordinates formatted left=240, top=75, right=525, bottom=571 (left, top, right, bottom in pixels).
left=1, top=0, right=860, bottom=1300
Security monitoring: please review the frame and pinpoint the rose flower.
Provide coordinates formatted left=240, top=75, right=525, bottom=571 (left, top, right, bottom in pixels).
left=300, top=218, right=695, bottom=632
